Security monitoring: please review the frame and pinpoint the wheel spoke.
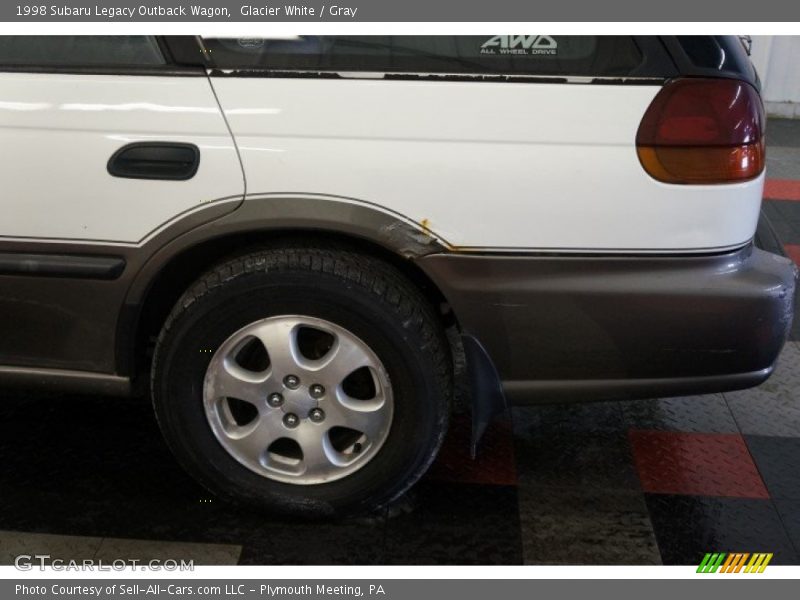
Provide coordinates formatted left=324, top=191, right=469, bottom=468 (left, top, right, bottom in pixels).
left=328, top=389, right=387, bottom=439
left=251, top=319, right=303, bottom=377
left=223, top=413, right=283, bottom=463
left=318, top=334, right=374, bottom=385
left=294, top=426, right=337, bottom=477
left=208, top=360, right=266, bottom=405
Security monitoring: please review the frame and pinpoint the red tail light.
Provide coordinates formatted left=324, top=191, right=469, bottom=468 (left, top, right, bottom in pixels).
left=636, top=78, right=765, bottom=184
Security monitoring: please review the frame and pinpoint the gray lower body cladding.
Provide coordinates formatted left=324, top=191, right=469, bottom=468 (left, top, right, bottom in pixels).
left=417, top=244, right=798, bottom=404
left=0, top=191, right=795, bottom=406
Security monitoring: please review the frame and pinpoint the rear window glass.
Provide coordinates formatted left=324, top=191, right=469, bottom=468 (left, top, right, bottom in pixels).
left=203, top=36, right=643, bottom=77
left=0, top=36, right=164, bottom=67
left=676, top=35, right=756, bottom=82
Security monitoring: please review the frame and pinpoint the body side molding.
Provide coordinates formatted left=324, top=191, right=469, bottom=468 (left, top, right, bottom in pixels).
left=0, top=252, right=125, bottom=279
left=0, top=366, right=130, bottom=396
left=503, top=368, right=773, bottom=405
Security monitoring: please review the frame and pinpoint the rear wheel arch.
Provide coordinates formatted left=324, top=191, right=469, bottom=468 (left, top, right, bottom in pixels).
left=120, top=227, right=457, bottom=387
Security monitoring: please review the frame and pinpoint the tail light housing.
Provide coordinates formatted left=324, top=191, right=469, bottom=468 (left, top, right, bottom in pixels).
left=636, top=78, right=765, bottom=184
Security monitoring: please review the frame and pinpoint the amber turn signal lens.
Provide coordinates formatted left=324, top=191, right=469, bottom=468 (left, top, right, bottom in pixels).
left=636, top=78, right=765, bottom=184
left=637, top=139, right=765, bottom=185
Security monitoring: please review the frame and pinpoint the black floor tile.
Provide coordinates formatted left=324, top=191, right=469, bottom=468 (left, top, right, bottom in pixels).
left=775, top=499, right=800, bottom=554
left=518, top=486, right=660, bottom=565
left=645, top=494, right=799, bottom=565
left=0, top=485, right=383, bottom=565
left=0, top=393, right=343, bottom=548
left=793, top=298, right=800, bottom=343
left=724, top=343, right=800, bottom=437
left=762, top=198, right=790, bottom=220
left=745, top=436, right=800, bottom=500
left=239, top=513, right=388, bottom=565
left=725, top=392, right=800, bottom=438
left=621, top=394, right=738, bottom=433
left=384, top=482, right=522, bottom=565
left=513, top=427, right=640, bottom=491
left=763, top=201, right=800, bottom=245
left=512, top=401, right=625, bottom=436
left=0, top=392, right=199, bottom=501
left=512, top=402, right=639, bottom=491
left=0, top=487, right=274, bottom=547
left=770, top=199, right=800, bottom=227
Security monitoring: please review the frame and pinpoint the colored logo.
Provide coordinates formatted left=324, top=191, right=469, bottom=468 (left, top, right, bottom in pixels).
left=697, top=553, right=773, bottom=573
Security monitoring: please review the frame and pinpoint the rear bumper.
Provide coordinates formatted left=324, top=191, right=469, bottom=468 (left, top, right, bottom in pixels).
left=417, top=244, right=797, bottom=404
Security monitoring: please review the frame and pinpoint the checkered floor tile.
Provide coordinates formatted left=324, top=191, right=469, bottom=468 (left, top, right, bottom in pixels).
left=0, top=118, right=799, bottom=566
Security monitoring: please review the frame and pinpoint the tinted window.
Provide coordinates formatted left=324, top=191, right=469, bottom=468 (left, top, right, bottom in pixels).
left=676, top=35, right=756, bottom=83
left=203, top=36, right=643, bottom=77
left=0, top=36, right=164, bottom=67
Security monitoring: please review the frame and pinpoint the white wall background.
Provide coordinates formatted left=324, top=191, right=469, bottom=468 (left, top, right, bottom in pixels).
left=750, top=36, right=800, bottom=118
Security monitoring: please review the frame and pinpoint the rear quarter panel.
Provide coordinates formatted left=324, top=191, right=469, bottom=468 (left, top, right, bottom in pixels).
left=211, top=76, right=764, bottom=252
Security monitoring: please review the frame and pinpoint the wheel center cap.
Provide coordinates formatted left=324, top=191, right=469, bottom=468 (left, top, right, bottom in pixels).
left=282, top=388, right=317, bottom=415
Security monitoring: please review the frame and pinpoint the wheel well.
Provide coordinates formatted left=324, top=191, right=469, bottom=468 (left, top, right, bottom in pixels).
left=127, top=229, right=455, bottom=387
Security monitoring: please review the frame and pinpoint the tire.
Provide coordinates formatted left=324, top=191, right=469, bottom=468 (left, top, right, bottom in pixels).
left=151, top=243, right=452, bottom=517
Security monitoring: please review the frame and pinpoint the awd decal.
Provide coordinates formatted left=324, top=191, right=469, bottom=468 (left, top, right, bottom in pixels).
left=480, top=35, right=558, bottom=56
left=697, top=552, right=773, bottom=573
left=237, top=38, right=265, bottom=49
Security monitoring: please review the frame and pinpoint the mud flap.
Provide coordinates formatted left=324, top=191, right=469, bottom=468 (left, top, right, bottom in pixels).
left=462, top=333, right=508, bottom=458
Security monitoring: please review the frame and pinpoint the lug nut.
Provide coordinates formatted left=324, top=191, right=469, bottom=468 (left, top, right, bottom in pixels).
left=308, top=408, right=325, bottom=423
left=309, top=384, right=325, bottom=398
left=283, top=413, right=300, bottom=428
left=267, top=393, right=284, bottom=408
left=283, top=374, right=300, bottom=389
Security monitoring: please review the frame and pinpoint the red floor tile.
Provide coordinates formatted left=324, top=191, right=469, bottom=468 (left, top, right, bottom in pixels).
left=427, top=415, right=517, bottom=486
left=629, top=430, right=769, bottom=499
left=785, top=244, right=800, bottom=266
left=764, top=179, right=800, bottom=202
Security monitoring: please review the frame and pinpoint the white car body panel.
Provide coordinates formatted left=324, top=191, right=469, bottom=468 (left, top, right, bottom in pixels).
left=212, top=77, right=764, bottom=252
left=0, top=73, right=243, bottom=244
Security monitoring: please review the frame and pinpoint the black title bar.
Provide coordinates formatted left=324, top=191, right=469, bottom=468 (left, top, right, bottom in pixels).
left=2, top=0, right=800, bottom=22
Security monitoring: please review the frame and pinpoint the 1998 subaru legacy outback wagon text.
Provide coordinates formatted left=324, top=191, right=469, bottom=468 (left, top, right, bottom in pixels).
left=0, top=35, right=796, bottom=516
